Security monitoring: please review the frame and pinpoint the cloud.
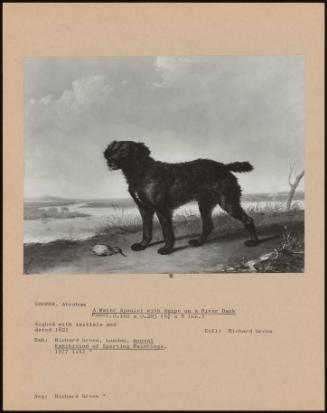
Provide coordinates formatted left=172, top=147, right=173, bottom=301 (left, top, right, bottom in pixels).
left=25, top=56, right=304, bottom=198
left=26, top=75, right=114, bottom=125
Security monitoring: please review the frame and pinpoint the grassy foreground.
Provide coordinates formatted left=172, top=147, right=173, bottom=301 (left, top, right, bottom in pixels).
left=24, top=207, right=304, bottom=274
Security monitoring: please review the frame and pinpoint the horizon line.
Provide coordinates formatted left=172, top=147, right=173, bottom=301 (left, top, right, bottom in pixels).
left=24, top=190, right=304, bottom=201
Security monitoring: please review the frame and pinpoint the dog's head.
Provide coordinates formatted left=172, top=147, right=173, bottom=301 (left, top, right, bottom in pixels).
left=103, top=140, right=151, bottom=170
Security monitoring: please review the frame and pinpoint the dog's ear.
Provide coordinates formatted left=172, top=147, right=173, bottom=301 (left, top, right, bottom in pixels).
left=103, top=141, right=118, bottom=159
left=134, top=142, right=151, bottom=159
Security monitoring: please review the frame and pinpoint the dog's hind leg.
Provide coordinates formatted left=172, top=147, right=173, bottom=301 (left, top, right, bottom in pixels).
left=220, top=197, right=259, bottom=246
left=156, top=207, right=175, bottom=255
left=189, top=199, right=215, bottom=247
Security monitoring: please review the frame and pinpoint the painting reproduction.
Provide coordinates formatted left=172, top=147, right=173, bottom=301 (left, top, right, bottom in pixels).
left=24, top=56, right=304, bottom=274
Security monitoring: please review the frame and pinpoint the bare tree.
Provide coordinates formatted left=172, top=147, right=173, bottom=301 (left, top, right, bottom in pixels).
left=287, top=161, right=304, bottom=210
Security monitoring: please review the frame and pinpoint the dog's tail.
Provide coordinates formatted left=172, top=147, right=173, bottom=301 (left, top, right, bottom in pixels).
left=225, top=162, right=254, bottom=173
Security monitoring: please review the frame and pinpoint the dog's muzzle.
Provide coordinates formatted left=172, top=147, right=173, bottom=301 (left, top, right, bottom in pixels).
left=107, top=160, right=120, bottom=170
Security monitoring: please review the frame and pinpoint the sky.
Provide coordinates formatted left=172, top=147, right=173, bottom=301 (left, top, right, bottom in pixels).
left=25, top=56, right=304, bottom=199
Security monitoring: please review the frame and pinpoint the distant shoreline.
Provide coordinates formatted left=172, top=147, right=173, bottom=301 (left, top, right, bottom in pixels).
left=25, top=191, right=304, bottom=208
left=24, top=208, right=90, bottom=221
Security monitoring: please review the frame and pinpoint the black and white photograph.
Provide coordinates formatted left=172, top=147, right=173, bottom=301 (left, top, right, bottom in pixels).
left=24, top=56, right=304, bottom=274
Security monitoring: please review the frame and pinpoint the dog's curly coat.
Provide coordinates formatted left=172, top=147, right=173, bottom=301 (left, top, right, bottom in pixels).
left=104, top=140, right=259, bottom=255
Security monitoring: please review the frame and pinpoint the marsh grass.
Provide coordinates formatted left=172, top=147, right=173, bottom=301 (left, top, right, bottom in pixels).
left=99, top=203, right=304, bottom=241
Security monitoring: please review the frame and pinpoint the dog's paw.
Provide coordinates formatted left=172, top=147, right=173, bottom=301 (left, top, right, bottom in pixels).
left=244, top=239, right=259, bottom=247
left=157, top=247, right=173, bottom=255
left=188, top=239, right=203, bottom=247
left=131, top=243, right=147, bottom=251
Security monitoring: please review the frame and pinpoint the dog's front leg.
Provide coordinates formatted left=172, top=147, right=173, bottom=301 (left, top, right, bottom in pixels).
left=131, top=206, right=154, bottom=251
left=156, top=208, right=175, bottom=255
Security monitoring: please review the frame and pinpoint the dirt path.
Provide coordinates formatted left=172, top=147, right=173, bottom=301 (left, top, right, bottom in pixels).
left=24, top=211, right=304, bottom=274
left=45, top=233, right=284, bottom=274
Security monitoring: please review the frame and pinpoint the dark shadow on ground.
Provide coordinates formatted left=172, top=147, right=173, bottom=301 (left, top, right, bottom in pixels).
left=256, top=234, right=281, bottom=245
